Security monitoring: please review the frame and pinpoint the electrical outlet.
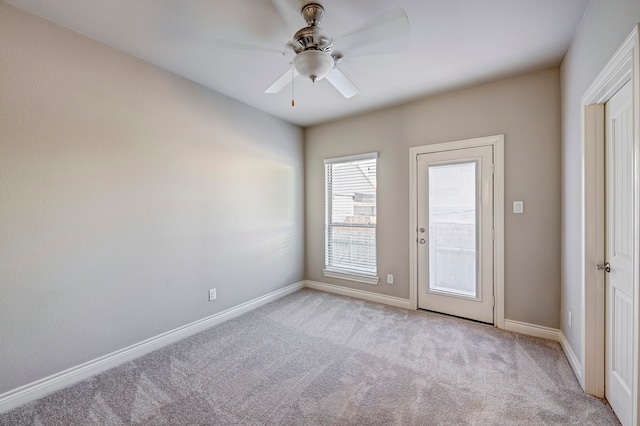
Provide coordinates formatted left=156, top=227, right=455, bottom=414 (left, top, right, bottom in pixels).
left=387, top=274, right=394, bottom=284
left=209, top=288, right=217, bottom=301
left=568, top=310, right=572, bottom=328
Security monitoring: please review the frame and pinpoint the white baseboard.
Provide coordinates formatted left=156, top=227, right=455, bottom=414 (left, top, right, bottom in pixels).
left=304, top=280, right=411, bottom=309
left=560, top=331, right=584, bottom=388
left=0, top=281, right=304, bottom=414
left=503, top=319, right=561, bottom=342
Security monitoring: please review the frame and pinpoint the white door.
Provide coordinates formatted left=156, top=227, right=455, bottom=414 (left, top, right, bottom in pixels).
left=417, top=146, right=494, bottom=323
left=605, top=80, right=634, bottom=426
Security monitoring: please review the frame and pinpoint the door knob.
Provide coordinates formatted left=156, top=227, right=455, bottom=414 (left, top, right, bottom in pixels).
left=596, top=262, right=611, bottom=273
left=419, top=238, right=426, bottom=244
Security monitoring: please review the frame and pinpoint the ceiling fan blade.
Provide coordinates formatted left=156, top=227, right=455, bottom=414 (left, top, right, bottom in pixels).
left=265, top=67, right=299, bottom=94
left=216, top=39, right=285, bottom=55
left=270, top=0, right=305, bottom=29
left=326, top=68, right=359, bottom=99
left=339, top=8, right=410, bottom=54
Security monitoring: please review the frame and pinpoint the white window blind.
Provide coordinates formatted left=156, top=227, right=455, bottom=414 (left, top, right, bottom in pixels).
left=325, top=152, right=377, bottom=277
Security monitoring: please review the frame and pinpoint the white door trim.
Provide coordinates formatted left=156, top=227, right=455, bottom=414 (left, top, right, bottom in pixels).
left=581, top=24, right=640, bottom=425
left=409, top=135, right=505, bottom=328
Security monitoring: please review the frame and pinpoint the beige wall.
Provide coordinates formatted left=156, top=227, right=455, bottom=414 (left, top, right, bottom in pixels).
left=0, top=2, right=304, bottom=394
left=560, top=2, right=640, bottom=362
left=306, top=68, right=561, bottom=328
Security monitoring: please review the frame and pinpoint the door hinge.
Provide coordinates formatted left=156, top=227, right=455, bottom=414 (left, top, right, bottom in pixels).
left=493, top=297, right=495, bottom=307
left=492, top=230, right=495, bottom=240
left=491, top=163, right=495, bottom=173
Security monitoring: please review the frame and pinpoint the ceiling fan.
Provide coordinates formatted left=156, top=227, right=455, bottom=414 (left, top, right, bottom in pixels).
left=218, top=1, right=410, bottom=101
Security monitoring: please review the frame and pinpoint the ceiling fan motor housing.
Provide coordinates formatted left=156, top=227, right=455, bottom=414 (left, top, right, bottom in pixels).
left=291, top=26, right=333, bottom=55
left=291, top=3, right=333, bottom=56
left=291, top=3, right=335, bottom=82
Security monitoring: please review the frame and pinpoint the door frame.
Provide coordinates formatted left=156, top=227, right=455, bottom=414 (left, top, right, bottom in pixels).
left=409, top=135, right=505, bottom=328
left=581, top=25, right=640, bottom=424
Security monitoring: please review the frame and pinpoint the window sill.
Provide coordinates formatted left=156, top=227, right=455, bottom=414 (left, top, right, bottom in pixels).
left=322, top=268, right=379, bottom=285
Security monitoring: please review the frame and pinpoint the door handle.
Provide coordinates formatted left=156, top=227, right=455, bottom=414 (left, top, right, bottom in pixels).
left=596, top=262, right=611, bottom=273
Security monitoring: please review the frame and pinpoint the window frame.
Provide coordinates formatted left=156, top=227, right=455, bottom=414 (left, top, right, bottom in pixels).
left=323, top=152, right=379, bottom=285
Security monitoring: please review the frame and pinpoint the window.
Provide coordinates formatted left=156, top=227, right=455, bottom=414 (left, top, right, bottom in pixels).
left=324, top=152, right=378, bottom=284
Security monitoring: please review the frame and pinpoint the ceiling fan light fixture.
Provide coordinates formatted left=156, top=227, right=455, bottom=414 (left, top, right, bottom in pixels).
left=293, top=50, right=334, bottom=83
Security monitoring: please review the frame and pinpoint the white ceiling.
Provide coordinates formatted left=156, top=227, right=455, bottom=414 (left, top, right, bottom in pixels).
left=5, top=0, right=590, bottom=127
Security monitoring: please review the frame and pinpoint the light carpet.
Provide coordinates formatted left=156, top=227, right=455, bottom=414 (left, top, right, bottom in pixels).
left=0, top=289, right=619, bottom=425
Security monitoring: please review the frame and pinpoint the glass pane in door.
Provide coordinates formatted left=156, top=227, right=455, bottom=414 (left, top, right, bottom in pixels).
left=428, top=161, right=478, bottom=297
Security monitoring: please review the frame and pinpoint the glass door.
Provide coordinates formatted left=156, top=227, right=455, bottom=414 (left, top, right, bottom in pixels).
left=417, top=146, right=494, bottom=323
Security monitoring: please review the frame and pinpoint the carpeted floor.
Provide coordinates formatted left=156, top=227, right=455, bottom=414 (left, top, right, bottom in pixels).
left=0, top=289, right=620, bottom=425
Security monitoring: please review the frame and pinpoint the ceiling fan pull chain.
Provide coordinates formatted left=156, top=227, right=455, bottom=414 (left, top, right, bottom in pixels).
left=291, top=66, right=295, bottom=107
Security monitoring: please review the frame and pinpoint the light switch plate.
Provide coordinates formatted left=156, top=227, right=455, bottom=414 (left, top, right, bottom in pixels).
left=513, top=201, right=524, bottom=214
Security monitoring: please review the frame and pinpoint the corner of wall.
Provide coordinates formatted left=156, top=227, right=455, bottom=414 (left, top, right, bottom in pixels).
left=560, top=330, right=584, bottom=390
